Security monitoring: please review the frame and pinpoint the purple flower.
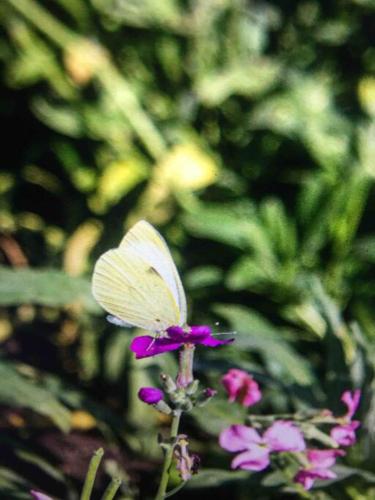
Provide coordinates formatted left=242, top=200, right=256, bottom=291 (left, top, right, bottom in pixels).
left=30, top=491, right=53, bottom=500
left=219, top=421, right=305, bottom=472
left=130, top=325, right=233, bottom=359
left=294, top=449, right=345, bottom=490
left=221, top=368, right=262, bottom=407
left=203, top=388, right=217, bottom=398
left=138, top=387, right=164, bottom=404
left=330, top=390, right=361, bottom=447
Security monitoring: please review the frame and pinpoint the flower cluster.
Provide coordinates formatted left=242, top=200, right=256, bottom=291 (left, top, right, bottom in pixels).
left=219, top=371, right=361, bottom=492
left=293, top=389, right=361, bottom=490
left=220, top=421, right=305, bottom=471
left=330, top=389, right=361, bottom=447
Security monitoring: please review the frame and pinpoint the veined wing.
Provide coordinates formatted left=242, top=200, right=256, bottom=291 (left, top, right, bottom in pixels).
left=92, top=245, right=181, bottom=331
left=119, top=220, right=187, bottom=326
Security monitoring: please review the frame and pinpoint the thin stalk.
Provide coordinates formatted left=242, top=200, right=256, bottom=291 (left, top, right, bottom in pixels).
left=101, top=478, right=122, bottom=500
left=155, top=410, right=182, bottom=500
left=165, top=480, right=187, bottom=498
left=80, top=448, right=104, bottom=500
left=176, top=344, right=195, bottom=389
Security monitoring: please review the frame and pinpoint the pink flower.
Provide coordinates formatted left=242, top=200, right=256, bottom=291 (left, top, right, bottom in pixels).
left=331, top=421, right=360, bottom=446
left=294, top=449, right=345, bottom=490
left=219, top=421, right=305, bottom=471
left=221, top=369, right=262, bottom=407
left=341, top=390, right=361, bottom=419
left=130, top=325, right=233, bottom=359
left=330, top=390, right=361, bottom=447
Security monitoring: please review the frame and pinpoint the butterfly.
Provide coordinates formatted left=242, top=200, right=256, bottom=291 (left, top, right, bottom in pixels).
left=92, top=220, right=187, bottom=332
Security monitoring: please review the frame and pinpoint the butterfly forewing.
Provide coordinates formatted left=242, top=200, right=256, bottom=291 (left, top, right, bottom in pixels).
left=119, top=221, right=187, bottom=325
left=92, top=221, right=186, bottom=331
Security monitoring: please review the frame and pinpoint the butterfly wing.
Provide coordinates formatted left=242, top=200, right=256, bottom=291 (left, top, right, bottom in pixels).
left=120, top=221, right=187, bottom=325
left=92, top=221, right=187, bottom=331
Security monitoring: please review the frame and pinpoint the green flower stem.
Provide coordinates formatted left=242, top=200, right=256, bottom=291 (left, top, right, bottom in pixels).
left=101, top=478, right=122, bottom=500
left=80, top=448, right=104, bottom=500
left=155, top=410, right=182, bottom=500
left=247, top=412, right=338, bottom=425
left=176, top=344, right=195, bottom=388
left=164, top=480, right=187, bottom=498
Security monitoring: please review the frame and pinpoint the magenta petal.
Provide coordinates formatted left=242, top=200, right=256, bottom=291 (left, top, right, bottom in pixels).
left=231, top=447, right=270, bottom=471
left=330, top=421, right=360, bottom=446
left=264, top=421, right=306, bottom=452
left=341, top=389, right=361, bottom=419
left=294, top=468, right=336, bottom=490
left=189, top=325, right=212, bottom=336
left=166, top=326, right=186, bottom=340
left=294, top=470, right=316, bottom=490
left=130, top=336, right=181, bottom=359
left=219, top=425, right=262, bottom=452
left=307, top=449, right=345, bottom=469
left=199, top=335, right=234, bottom=347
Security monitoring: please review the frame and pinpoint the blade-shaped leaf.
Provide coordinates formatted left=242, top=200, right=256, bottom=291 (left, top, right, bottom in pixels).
left=0, top=266, right=100, bottom=313
left=0, top=362, right=71, bottom=432
left=214, top=304, right=314, bottom=386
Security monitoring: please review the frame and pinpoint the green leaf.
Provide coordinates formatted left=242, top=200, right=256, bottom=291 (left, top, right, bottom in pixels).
left=191, top=398, right=246, bottom=435
left=185, top=266, right=223, bottom=289
left=0, top=362, right=71, bottom=432
left=183, top=202, right=256, bottom=249
left=186, top=469, right=249, bottom=489
left=0, top=266, right=100, bottom=313
left=214, top=304, right=314, bottom=386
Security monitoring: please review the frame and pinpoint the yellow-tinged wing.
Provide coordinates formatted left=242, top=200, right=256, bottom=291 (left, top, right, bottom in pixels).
left=92, top=220, right=187, bottom=331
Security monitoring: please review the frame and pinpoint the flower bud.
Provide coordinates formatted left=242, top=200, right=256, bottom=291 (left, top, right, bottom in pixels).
left=221, top=368, right=261, bottom=407
left=160, top=373, right=177, bottom=393
left=138, top=387, right=164, bottom=405
left=195, top=387, right=217, bottom=407
left=186, top=379, right=199, bottom=395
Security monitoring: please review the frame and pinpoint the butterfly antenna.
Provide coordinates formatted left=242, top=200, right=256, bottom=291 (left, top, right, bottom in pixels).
left=212, top=331, right=237, bottom=337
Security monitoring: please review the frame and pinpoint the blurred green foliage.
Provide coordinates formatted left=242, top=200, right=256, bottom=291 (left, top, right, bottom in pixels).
left=1, top=0, right=375, bottom=498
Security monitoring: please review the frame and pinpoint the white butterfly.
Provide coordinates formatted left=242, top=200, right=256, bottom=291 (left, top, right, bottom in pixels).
left=92, top=220, right=187, bottom=332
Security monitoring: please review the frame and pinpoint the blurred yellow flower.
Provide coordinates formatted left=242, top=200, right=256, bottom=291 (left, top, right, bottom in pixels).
left=70, top=410, right=97, bottom=430
left=64, top=220, right=102, bottom=276
left=358, top=77, right=375, bottom=116
left=156, top=143, right=218, bottom=190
